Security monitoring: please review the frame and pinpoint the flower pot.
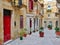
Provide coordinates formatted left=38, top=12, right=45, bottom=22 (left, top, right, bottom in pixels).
left=23, top=34, right=27, bottom=37
left=39, top=32, right=44, bottom=37
left=33, top=30, right=35, bottom=32
left=56, top=32, right=60, bottom=36
left=20, top=36, right=23, bottom=40
left=48, top=28, right=51, bottom=30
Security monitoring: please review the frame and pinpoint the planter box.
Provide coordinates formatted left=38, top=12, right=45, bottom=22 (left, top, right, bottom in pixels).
left=39, top=32, right=44, bottom=37
left=56, top=32, right=60, bottom=38
left=23, top=34, right=27, bottom=37
left=20, top=36, right=23, bottom=40
left=56, top=32, right=60, bottom=36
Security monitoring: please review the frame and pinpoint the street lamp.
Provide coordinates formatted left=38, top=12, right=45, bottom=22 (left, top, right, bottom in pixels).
left=11, top=0, right=22, bottom=8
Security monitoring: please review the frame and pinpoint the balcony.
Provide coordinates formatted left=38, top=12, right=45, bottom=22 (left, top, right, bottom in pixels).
left=56, top=2, right=60, bottom=9
left=40, top=3, right=44, bottom=7
left=47, top=9, right=52, bottom=12
left=56, top=0, right=60, bottom=3
left=11, top=0, right=27, bottom=9
left=34, top=0, right=38, bottom=2
left=55, top=12, right=60, bottom=16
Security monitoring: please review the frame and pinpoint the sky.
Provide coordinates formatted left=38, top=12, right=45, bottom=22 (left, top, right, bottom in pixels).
left=44, top=0, right=52, bottom=1
left=47, top=0, right=52, bottom=1
left=44, top=0, right=56, bottom=2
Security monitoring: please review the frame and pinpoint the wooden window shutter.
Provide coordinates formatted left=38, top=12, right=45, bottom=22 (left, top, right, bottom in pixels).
left=20, top=15, right=23, bottom=28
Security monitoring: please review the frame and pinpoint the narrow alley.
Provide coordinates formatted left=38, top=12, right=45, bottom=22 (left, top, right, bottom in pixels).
left=4, top=28, right=60, bottom=45
left=0, top=0, right=60, bottom=45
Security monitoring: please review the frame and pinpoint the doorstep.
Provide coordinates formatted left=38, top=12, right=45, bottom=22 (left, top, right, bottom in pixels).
left=3, top=40, right=12, bottom=45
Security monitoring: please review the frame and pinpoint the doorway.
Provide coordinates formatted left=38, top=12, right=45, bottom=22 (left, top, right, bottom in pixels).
left=3, top=9, right=11, bottom=42
left=56, top=21, right=58, bottom=27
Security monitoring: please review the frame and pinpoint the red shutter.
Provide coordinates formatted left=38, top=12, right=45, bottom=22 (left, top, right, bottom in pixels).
left=31, top=1, right=33, bottom=10
left=20, top=15, right=23, bottom=28
left=29, top=0, right=33, bottom=11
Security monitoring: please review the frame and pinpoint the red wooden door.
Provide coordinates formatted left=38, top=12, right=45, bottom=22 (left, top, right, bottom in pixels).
left=4, top=15, right=11, bottom=42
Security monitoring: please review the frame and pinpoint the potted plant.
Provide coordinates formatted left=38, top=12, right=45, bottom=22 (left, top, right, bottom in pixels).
left=55, top=27, right=60, bottom=38
left=39, top=27, right=44, bottom=37
left=20, top=30, right=24, bottom=40
left=23, top=28, right=27, bottom=37
left=48, top=25, right=52, bottom=30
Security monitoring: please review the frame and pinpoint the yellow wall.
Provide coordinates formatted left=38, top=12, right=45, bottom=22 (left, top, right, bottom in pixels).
left=43, top=1, right=58, bottom=28
left=0, top=0, right=27, bottom=44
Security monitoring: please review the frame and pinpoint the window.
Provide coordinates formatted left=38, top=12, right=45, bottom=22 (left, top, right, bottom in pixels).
left=49, top=21, right=52, bottom=25
left=14, top=21, right=16, bottom=26
left=47, top=5, right=52, bottom=12
left=30, top=18, right=32, bottom=28
left=20, top=15, right=23, bottom=28
left=11, top=0, right=22, bottom=6
left=48, top=5, right=51, bottom=9
left=48, top=14, right=50, bottom=17
left=55, top=14, right=57, bottom=17
left=48, top=5, right=50, bottom=8
left=56, top=21, right=58, bottom=27
left=44, top=21, right=46, bottom=23
left=41, top=9, right=44, bottom=15
left=58, top=10, right=60, bottom=12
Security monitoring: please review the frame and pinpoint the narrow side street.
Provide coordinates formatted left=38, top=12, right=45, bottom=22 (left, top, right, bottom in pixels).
left=5, top=28, right=60, bottom=45
left=0, top=0, right=60, bottom=45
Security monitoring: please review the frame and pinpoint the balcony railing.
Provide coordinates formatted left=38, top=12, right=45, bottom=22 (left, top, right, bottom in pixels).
left=47, top=9, right=52, bottom=12
left=40, top=3, right=44, bottom=7
left=11, top=0, right=22, bottom=8
left=34, top=0, right=38, bottom=2
left=56, top=0, right=60, bottom=3
left=56, top=2, right=60, bottom=9
left=55, top=12, right=60, bottom=16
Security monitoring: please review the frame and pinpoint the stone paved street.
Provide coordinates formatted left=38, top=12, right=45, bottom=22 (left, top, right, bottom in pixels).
left=4, top=28, right=60, bottom=45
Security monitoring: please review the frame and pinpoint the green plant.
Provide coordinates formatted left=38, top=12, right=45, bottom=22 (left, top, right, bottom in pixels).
left=20, top=36, right=23, bottom=40
left=23, top=28, right=27, bottom=34
left=39, top=30, right=43, bottom=33
left=20, top=28, right=27, bottom=37
left=48, top=25, right=52, bottom=29
left=55, top=27, right=59, bottom=32
left=23, top=28, right=27, bottom=31
left=19, top=29, right=24, bottom=40
left=40, top=27, right=44, bottom=30
left=39, top=27, right=44, bottom=32
left=20, top=30, right=24, bottom=37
